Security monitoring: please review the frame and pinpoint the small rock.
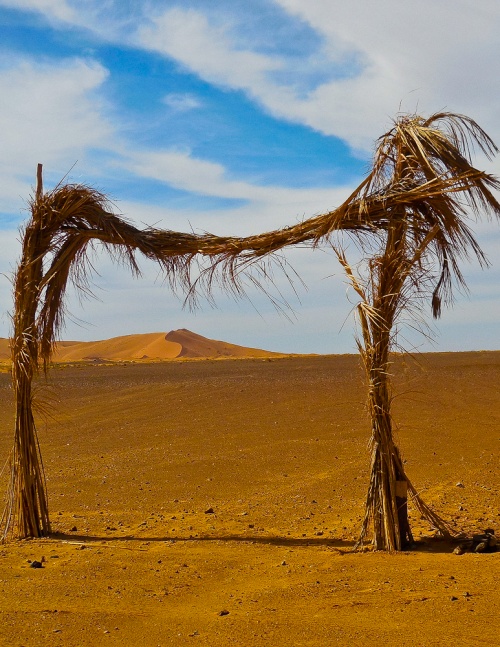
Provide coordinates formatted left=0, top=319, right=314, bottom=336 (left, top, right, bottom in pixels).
left=463, top=592, right=471, bottom=598
left=218, top=610, right=230, bottom=616
left=450, top=596, right=458, bottom=601
left=69, top=526, right=78, bottom=532
left=281, top=561, right=287, bottom=566
left=453, top=546, right=464, bottom=555
left=204, top=507, right=214, bottom=514
left=475, top=541, right=487, bottom=553
left=456, top=482, right=465, bottom=488
left=30, top=560, right=43, bottom=569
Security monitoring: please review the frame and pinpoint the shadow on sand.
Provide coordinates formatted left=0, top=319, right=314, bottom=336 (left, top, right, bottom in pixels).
left=47, top=531, right=462, bottom=554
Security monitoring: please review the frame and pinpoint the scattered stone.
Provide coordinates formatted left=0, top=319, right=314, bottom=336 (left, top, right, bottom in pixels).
left=30, top=560, right=43, bottom=569
left=204, top=507, right=214, bottom=514
left=452, top=530, right=497, bottom=554
left=456, top=482, right=465, bottom=488
left=218, top=610, right=230, bottom=616
left=69, top=526, right=78, bottom=532
left=281, top=561, right=287, bottom=566
left=450, top=596, right=458, bottom=601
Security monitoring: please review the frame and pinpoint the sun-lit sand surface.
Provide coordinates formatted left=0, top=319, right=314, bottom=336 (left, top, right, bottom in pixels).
left=0, top=350, right=499, bottom=645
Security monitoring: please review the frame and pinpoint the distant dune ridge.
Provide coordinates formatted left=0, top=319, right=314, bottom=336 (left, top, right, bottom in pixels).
left=0, top=329, right=280, bottom=363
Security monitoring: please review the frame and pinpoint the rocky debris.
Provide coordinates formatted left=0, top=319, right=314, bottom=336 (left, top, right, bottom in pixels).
left=29, top=560, right=43, bottom=568
left=204, top=507, right=214, bottom=514
left=452, top=530, right=498, bottom=554
left=218, top=610, right=230, bottom=616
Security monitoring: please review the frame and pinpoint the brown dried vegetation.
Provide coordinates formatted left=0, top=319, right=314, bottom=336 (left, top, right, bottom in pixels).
left=2, top=113, right=499, bottom=550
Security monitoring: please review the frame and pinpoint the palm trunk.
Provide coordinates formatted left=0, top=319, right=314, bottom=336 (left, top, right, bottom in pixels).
left=360, top=337, right=412, bottom=550
left=1, top=168, right=51, bottom=540
left=357, top=218, right=413, bottom=550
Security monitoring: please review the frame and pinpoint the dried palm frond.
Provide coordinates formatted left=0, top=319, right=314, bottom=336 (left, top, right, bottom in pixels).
left=2, top=112, right=499, bottom=545
left=333, top=113, right=500, bottom=550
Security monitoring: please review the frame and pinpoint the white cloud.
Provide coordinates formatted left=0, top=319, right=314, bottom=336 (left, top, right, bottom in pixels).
left=0, top=0, right=74, bottom=21
left=135, top=3, right=500, bottom=154
left=124, top=148, right=351, bottom=230
left=0, top=58, right=112, bottom=211
left=139, top=8, right=282, bottom=93
left=275, top=0, right=500, bottom=149
left=162, top=93, right=202, bottom=112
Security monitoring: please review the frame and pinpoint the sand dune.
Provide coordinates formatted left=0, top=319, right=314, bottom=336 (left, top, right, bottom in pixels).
left=0, top=329, right=279, bottom=363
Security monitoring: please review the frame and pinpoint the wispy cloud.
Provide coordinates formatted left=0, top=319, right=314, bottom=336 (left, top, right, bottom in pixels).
left=0, top=57, right=112, bottom=209
left=139, top=8, right=283, bottom=92
left=0, top=0, right=74, bottom=21
left=134, top=2, right=500, bottom=153
left=162, top=93, right=202, bottom=112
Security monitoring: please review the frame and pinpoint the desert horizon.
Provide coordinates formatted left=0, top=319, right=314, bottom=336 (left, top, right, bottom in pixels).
left=1, top=328, right=498, bottom=365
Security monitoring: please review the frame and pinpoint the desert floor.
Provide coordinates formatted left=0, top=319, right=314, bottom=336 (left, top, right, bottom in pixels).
left=0, top=353, right=499, bottom=646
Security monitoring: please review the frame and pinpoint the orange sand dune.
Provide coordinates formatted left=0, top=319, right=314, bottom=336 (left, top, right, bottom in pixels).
left=0, top=329, right=279, bottom=363
left=53, top=332, right=183, bottom=362
left=164, top=329, right=279, bottom=359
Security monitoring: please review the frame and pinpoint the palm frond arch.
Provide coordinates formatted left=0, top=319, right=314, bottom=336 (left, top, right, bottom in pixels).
left=2, top=113, right=499, bottom=549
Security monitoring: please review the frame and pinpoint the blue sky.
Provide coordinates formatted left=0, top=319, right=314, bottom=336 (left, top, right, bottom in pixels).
left=0, top=0, right=499, bottom=353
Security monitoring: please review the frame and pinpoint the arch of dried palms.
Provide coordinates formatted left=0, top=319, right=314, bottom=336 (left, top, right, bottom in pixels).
left=2, top=113, right=499, bottom=550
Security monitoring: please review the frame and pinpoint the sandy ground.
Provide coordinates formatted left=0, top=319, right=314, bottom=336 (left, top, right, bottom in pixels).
left=0, top=352, right=499, bottom=646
